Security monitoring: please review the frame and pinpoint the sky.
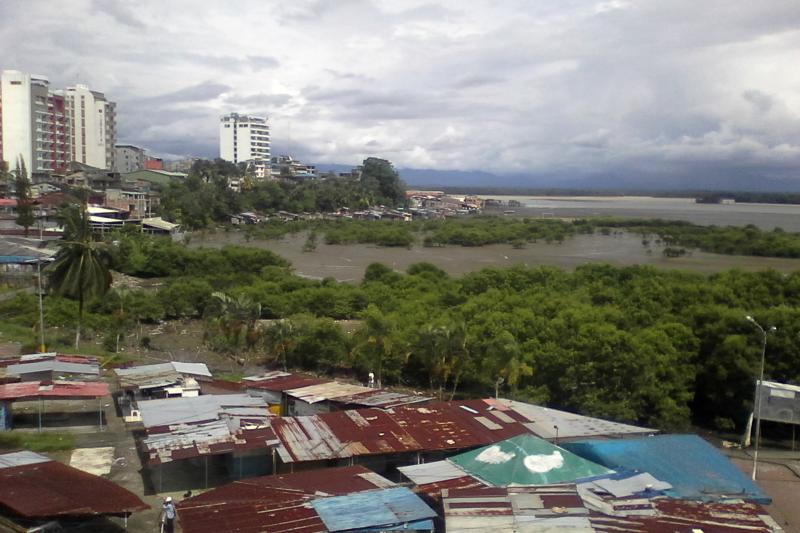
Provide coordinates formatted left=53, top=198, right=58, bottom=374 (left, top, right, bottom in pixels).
left=2, top=0, right=800, bottom=185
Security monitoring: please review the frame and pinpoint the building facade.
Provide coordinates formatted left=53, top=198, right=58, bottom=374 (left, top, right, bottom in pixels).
left=114, top=144, right=146, bottom=174
left=0, top=70, right=70, bottom=176
left=64, top=84, right=116, bottom=170
left=219, top=113, right=270, bottom=165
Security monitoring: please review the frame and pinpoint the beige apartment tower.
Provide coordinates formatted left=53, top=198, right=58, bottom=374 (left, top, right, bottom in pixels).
left=65, top=84, right=117, bottom=170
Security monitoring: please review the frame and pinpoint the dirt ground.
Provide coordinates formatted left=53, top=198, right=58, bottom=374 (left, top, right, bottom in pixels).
left=729, top=451, right=800, bottom=533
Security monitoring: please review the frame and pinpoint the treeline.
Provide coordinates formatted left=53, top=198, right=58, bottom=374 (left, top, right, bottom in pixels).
left=159, top=157, right=406, bottom=229
left=3, top=231, right=800, bottom=433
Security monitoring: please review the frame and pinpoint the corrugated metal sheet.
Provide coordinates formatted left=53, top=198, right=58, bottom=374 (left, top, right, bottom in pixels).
left=0, top=454, right=149, bottom=517
left=311, top=487, right=436, bottom=532
left=114, top=363, right=181, bottom=390
left=115, top=362, right=211, bottom=390
left=269, top=400, right=532, bottom=465
left=391, top=400, right=530, bottom=452
left=0, top=380, right=109, bottom=401
left=443, top=485, right=593, bottom=533
left=142, top=419, right=278, bottom=466
left=564, top=435, right=771, bottom=504
left=6, top=360, right=99, bottom=377
left=449, top=434, right=613, bottom=487
left=495, top=398, right=655, bottom=440
left=137, top=394, right=269, bottom=428
left=0, top=450, right=50, bottom=469
left=178, top=466, right=396, bottom=533
left=334, top=389, right=432, bottom=409
left=399, top=460, right=470, bottom=486
left=171, top=361, right=213, bottom=378
left=285, top=382, right=375, bottom=404
left=581, top=472, right=672, bottom=498
left=588, top=499, right=782, bottom=532
left=244, top=371, right=328, bottom=392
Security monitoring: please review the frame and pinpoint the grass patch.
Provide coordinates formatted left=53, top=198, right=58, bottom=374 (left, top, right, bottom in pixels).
left=0, top=431, right=76, bottom=452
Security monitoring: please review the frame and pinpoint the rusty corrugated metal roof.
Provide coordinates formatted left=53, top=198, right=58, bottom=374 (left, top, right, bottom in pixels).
left=244, top=371, right=328, bottom=392
left=268, top=400, right=531, bottom=465
left=0, top=452, right=149, bottom=517
left=177, top=466, right=396, bottom=533
left=0, top=380, right=109, bottom=401
left=142, top=419, right=278, bottom=466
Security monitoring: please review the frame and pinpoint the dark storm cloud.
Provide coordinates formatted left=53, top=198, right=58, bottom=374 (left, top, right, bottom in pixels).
left=2, top=0, right=799, bottom=180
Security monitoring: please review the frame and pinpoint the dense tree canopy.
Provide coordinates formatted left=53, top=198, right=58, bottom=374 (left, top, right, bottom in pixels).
left=4, top=228, right=800, bottom=433
left=158, top=157, right=407, bottom=229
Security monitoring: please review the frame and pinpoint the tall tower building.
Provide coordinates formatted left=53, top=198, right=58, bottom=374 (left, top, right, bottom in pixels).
left=219, top=113, right=270, bottom=164
left=0, top=70, right=70, bottom=175
left=64, top=84, right=117, bottom=170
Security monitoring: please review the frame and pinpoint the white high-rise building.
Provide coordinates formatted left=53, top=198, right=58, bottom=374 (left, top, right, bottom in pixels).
left=0, top=70, right=70, bottom=175
left=219, top=113, right=270, bottom=165
left=64, top=84, right=116, bottom=170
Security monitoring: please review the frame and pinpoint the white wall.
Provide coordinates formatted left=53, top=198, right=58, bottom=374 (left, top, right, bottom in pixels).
left=0, top=70, right=33, bottom=171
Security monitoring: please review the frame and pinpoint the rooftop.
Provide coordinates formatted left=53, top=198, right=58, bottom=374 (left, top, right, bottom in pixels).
left=137, top=393, right=268, bottom=428
left=114, top=361, right=211, bottom=390
left=495, top=398, right=655, bottom=440
left=0, top=380, right=109, bottom=401
left=312, top=487, right=436, bottom=532
left=564, top=434, right=771, bottom=504
left=0, top=451, right=148, bottom=518
left=269, top=399, right=531, bottom=465
left=178, top=465, right=397, bottom=533
left=448, top=433, right=614, bottom=487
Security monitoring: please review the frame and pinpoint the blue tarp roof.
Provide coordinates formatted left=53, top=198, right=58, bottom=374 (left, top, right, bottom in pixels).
left=563, top=434, right=771, bottom=504
left=312, top=487, right=436, bottom=532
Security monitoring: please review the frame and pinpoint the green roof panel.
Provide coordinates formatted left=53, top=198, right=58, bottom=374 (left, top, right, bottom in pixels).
left=449, top=433, right=613, bottom=486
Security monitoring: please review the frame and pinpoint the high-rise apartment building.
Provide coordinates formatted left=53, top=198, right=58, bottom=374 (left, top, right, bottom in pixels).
left=65, top=84, right=116, bottom=170
left=0, top=70, right=70, bottom=175
left=219, top=113, right=270, bottom=165
left=114, top=144, right=146, bottom=174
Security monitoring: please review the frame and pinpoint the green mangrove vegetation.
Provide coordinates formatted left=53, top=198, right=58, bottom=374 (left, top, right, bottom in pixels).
left=2, top=230, right=799, bottom=434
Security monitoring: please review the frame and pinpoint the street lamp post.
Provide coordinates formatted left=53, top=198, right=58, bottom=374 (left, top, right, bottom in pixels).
left=745, top=315, right=776, bottom=481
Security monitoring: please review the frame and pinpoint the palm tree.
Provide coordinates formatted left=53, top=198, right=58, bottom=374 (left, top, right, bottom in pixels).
left=48, top=203, right=112, bottom=348
left=206, top=292, right=262, bottom=357
left=352, top=305, right=406, bottom=387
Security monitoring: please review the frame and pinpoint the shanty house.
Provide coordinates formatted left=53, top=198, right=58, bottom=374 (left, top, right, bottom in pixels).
left=0, top=451, right=148, bottom=531
left=0, top=353, right=100, bottom=382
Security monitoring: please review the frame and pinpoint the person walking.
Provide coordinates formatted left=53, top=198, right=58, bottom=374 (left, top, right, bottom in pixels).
left=160, top=496, right=177, bottom=533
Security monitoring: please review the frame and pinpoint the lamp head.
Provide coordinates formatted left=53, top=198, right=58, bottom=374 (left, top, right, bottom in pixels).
left=746, top=315, right=754, bottom=322
left=769, top=326, right=777, bottom=332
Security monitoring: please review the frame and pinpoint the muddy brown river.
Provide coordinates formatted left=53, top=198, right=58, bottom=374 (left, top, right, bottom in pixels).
left=190, top=230, right=800, bottom=282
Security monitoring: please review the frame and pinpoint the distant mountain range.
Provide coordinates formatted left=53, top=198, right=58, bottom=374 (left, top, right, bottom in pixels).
left=313, top=163, right=800, bottom=193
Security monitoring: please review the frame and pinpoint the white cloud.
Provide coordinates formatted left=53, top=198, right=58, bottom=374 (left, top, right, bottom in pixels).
left=1, top=0, right=799, bottom=185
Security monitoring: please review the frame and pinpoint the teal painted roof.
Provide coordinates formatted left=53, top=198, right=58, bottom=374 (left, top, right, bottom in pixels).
left=449, top=433, right=613, bottom=486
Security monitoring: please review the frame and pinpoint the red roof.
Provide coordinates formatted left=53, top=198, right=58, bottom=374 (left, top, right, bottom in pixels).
left=0, top=199, right=16, bottom=207
left=178, top=466, right=392, bottom=533
left=0, top=458, right=148, bottom=517
left=391, top=400, right=529, bottom=452
left=0, top=381, right=109, bottom=401
left=416, top=475, right=486, bottom=500
left=246, top=373, right=328, bottom=393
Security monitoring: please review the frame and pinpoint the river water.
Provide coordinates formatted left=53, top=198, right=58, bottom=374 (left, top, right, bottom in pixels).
left=478, top=195, right=800, bottom=231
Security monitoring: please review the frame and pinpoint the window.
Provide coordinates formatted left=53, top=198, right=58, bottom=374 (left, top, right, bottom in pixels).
left=10, top=81, right=21, bottom=85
